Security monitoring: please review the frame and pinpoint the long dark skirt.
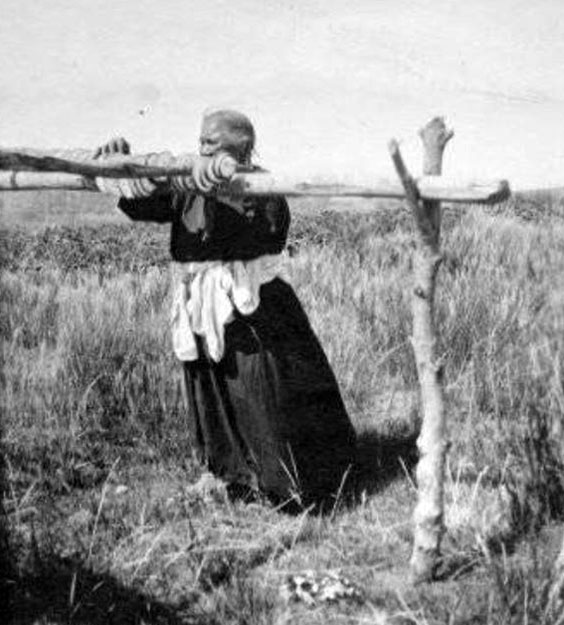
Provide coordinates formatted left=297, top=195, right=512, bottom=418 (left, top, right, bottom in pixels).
left=182, top=278, right=356, bottom=508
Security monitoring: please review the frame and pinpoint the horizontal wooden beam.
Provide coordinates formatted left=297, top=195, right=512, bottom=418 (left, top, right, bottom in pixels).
left=0, top=148, right=511, bottom=204
left=229, top=173, right=511, bottom=203
left=0, top=170, right=510, bottom=204
left=0, top=171, right=97, bottom=191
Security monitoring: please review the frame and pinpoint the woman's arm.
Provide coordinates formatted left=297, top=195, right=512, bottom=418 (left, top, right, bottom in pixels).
left=247, top=196, right=291, bottom=254
left=168, top=195, right=290, bottom=262
left=218, top=196, right=291, bottom=259
left=118, top=194, right=176, bottom=223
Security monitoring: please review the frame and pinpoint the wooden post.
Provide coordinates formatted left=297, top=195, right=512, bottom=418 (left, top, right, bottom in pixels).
left=389, top=117, right=453, bottom=583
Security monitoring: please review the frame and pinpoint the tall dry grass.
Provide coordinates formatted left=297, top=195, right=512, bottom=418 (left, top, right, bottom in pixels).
left=2, top=197, right=564, bottom=623
left=2, top=206, right=564, bottom=504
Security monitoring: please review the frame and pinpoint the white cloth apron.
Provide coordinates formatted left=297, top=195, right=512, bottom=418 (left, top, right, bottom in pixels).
left=170, top=254, right=285, bottom=362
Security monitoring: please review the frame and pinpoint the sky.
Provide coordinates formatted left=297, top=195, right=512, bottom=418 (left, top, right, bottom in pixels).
left=2, top=0, right=564, bottom=189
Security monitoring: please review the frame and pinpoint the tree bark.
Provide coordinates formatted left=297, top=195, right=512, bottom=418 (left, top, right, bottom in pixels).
left=0, top=147, right=238, bottom=180
left=389, top=117, right=453, bottom=583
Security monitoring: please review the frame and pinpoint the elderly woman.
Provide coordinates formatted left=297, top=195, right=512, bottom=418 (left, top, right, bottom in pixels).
left=98, top=110, right=356, bottom=509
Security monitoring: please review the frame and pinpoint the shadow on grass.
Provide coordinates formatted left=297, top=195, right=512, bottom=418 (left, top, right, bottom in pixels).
left=352, top=429, right=419, bottom=497
left=0, top=429, right=419, bottom=622
left=5, top=555, right=185, bottom=625
left=272, top=429, right=419, bottom=515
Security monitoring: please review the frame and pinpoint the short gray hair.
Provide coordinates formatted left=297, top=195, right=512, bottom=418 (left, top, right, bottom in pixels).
left=202, top=109, right=256, bottom=163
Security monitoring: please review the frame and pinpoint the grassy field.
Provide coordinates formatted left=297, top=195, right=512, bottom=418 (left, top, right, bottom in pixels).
left=1, top=189, right=564, bottom=624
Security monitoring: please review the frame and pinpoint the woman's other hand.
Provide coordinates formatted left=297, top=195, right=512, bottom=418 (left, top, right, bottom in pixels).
left=92, top=137, right=159, bottom=198
left=93, top=137, right=131, bottom=159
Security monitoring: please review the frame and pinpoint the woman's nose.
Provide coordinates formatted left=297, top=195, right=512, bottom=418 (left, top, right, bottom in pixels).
left=200, top=145, right=215, bottom=157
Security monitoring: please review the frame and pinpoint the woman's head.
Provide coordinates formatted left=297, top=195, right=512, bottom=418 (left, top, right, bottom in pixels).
left=199, top=109, right=255, bottom=164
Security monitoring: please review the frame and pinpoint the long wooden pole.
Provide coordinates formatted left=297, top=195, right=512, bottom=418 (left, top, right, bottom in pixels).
left=0, top=148, right=236, bottom=179
left=389, top=117, right=452, bottom=583
left=0, top=148, right=510, bottom=203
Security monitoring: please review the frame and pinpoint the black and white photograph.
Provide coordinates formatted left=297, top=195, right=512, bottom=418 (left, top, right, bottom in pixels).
left=1, top=1, right=564, bottom=623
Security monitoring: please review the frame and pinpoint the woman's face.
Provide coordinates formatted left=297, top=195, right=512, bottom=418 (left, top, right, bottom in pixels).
left=199, top=119, right=226, bottom=157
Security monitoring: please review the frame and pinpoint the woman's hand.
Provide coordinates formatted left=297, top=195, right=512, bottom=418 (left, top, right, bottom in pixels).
left=92, top=137, right=160, bottom=198
left=93, top=137, right=131, bottom=159
left=167, top=151, right=237, bottom=194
